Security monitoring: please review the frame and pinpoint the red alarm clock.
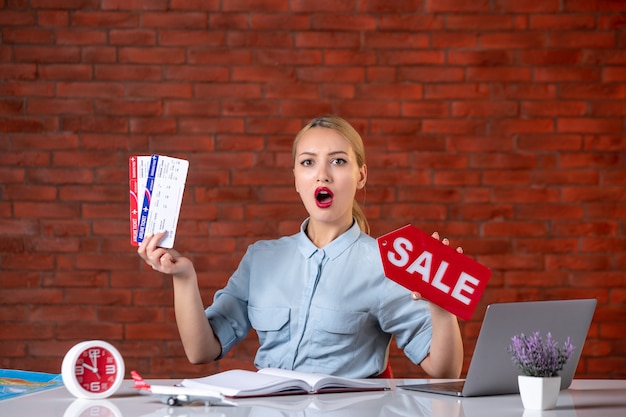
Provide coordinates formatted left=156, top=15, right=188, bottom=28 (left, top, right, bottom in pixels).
left=61, top=340, right=125, bottom=399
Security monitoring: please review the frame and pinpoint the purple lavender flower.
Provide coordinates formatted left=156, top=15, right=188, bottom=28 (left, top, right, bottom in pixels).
left=507, top=331, right=575, bottom=377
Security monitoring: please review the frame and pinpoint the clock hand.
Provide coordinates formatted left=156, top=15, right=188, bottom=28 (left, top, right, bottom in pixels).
left=90, top=351, right=99, bottom=369
left=82, top=363, right=100, bottom=373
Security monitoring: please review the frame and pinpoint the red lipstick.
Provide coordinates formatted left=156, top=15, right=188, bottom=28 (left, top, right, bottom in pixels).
left=315, top=187, right=334, bottom=208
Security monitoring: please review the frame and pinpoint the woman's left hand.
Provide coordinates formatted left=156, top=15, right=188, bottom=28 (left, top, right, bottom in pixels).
left=410, top=231, right=463, bottom=302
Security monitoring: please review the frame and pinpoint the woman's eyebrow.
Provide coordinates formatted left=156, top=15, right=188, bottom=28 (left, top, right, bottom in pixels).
left=297, top=150, right=349, bottom=158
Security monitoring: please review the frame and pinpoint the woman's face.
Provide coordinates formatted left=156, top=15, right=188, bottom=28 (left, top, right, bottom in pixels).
left=293, top=127, right=367, bottom=228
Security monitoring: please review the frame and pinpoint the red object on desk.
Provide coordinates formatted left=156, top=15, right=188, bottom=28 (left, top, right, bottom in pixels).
left=377, top=225, right=491, bottom=321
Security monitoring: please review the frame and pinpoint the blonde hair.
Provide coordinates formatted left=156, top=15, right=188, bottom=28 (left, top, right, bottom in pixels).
left=292, top=115, right=370, bottom=235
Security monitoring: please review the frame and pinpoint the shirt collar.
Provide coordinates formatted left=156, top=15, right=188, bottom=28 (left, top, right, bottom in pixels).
left=297, top=218, right=362, bottom=260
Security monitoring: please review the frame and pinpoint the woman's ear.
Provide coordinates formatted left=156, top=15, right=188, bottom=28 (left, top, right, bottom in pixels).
left=357, top=164, right=367, bottom=190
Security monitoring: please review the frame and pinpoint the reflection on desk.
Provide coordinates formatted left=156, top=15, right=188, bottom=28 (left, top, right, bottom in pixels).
left=1, top=379, right=625, bottom=417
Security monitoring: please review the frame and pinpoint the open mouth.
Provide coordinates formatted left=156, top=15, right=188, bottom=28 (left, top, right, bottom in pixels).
left=315, top=187, right=334, bottom=208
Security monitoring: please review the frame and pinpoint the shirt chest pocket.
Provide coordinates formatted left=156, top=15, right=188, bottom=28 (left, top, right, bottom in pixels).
left=311, top=307, right=368, bottom=347
left=248, top=305, right=291, bottom=354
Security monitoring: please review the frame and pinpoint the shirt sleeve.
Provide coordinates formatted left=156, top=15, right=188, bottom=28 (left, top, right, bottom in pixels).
left=204, top=246, right=254, bottom=359
left=378, top=276, right=433, bottom=366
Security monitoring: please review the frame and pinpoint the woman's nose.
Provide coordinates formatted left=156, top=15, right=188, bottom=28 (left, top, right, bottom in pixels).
left=317, top=166, right=330, bottom=182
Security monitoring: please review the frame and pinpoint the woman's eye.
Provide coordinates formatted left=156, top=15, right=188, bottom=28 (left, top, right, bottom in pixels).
left=300, top=159, right=313, bottom=166
left=331, top=158, right=347, bottom=165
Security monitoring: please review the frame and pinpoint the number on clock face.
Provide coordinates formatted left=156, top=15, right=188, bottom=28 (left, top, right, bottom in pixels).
left=74, top=347, right=118, bottom=393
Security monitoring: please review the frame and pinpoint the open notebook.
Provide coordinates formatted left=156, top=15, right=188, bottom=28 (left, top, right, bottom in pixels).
left=399, top=299, right=596, bottom=397
left=181, top=368, right=389, bottom=398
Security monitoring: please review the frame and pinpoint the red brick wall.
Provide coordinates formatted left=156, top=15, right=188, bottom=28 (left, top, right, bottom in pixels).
left=1, top=1, right=625, bottom=379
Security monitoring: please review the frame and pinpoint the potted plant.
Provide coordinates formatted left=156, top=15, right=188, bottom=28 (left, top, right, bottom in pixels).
left=508, top=331, right=575, bottom=410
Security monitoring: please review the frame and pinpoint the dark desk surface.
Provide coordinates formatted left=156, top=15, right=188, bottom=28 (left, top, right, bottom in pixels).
left=2, top=378, right=626, bottom=417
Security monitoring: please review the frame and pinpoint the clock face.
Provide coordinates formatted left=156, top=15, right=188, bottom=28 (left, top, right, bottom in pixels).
left=62, top=340, right=125, bottom=399
left=74, top=345, right=119, bottom=393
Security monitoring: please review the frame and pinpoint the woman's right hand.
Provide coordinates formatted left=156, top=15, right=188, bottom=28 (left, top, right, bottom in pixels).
left=137, top=231, right=194, bottom=278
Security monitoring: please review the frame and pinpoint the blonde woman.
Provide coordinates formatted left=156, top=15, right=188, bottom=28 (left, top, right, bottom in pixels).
left=139, top=115, right=463, bottom=378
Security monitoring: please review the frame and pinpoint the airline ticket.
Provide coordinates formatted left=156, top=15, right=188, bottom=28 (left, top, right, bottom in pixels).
left=129, top=154, right=188, bottom=249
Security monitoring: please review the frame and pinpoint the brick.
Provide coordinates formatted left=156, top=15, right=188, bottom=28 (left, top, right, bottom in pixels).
left=560, top=152, right=623, bottom=168
left=432, top=32, right=478, bottom=48
left=0, top=63, right=37, bottom=80
left=295, top=32, right=361, bottom=48
left=452, top=101, right=518, bottom=117
left=2, top=28, right=55, bottom=44
left=297, top=67, right=365, bottom=83
left=142, top=12, right=207, bottom=29
left=522, top=101, right=588, bottom=117
left=101, top=0, right=168, bottom=10
left=315, top=50, right=369, bottom=66
left=28, top=98, right=93, bottom=115
left=425, top=0, right=490, bottom=12
left=95, top=64, right=162, bottom=81
left=481, top=33, right=547, bottom=49
left=13, top=46, right=80, bottom=63
left=381, top=50, right=446, bottom=66
left=530, top=14, right=596, bottom=30
left=364, top=32, right=430, bottom=49
left=492, top=118, right=554, bottom=134
left=71, top=11, right=139, bottom=28
left=61, top=116, right=129, bottom=133
left=603, top=67, right=626, bottom=82
left=558, top=118, right=624, bottom=134
left=425, top=83, right=490, bottom=99
left=565, top=0, right=626, bottom=12
left=0, top=11, right=35, bottom=26
left=228, top=31, right=293, bottom=48
left=448, top=50, right=515, bottom=66
left=4, top=185, right=57, bottom=201
left=179, top=117, right=244, bottom=134
left=448, top=136, right=514, bottom=152
left=518, top=49, right=583, bottom=65
left=37, top=10, right=70, bottom=27
left=599, top=14, right=626, bottom=30
left=549, top=32, right=616, bottom=48
left=81, top=46, right=117, bottom=63
left=56, top=28, right=107, bottom=45
left=56, top=81, right=124, bottom=98
left=563, top=187, right=626, bottom=203
left=379, top=14, right=442, bottom=31
left=130, top=117, right=177, bottom=134
left=534, top=67, right=600, bottom=82
left=38, top=64, right=93, bottom=80
left=499, top=0, right=562, bottom=12
left=312, top=13, right=377, bottom=31
left=497, top=84, right=560, bottom=99
left=445, top=15, right=518, bottom=31
left=109, top=29, right=157, bottom=45
left=119, top=47, right=186, bottom=64
left=399, top=67, right=464, bottom=82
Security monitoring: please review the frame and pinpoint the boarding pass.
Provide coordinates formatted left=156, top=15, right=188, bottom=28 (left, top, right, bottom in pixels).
left=129, top=154, right=189, bottom=248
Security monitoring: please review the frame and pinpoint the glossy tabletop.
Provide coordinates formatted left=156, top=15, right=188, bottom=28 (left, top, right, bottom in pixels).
left=1, top=378, right=625, bottom=417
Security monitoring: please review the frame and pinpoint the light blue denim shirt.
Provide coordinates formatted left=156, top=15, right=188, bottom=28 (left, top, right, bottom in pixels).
left=205, top=219, right=433, bottom=378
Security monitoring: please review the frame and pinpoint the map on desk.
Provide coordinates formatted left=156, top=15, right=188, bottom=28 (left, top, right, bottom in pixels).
left=0, top=369, right=64, bottom=401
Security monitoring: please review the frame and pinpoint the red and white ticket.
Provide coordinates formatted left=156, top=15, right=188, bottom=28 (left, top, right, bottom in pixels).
left=130, top=154, right=188, bottom=249
left=129, top=155, right=151, bottom=246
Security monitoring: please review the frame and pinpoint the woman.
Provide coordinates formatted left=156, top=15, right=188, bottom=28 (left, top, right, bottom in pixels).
left=138, top=115, right=463, bottom=378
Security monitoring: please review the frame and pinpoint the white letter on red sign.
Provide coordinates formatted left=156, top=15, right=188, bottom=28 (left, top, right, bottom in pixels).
left=387, top=237, right=412, bottom=267
left=451, top=272, right=480, bottom=305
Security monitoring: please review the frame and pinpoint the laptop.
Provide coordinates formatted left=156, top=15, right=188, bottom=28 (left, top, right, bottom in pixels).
left=399, top=298, right=596, bottom=397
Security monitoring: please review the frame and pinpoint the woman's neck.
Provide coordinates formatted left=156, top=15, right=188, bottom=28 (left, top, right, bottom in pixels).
left=305, top=218, right=353, bottom=248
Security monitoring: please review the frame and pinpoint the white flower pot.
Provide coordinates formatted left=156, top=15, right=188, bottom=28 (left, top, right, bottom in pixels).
left=518, top=375, right=561, bottom=410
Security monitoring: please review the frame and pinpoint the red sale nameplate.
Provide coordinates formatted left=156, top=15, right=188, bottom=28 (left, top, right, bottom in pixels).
left=377, top=225, right=491, bottom=321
